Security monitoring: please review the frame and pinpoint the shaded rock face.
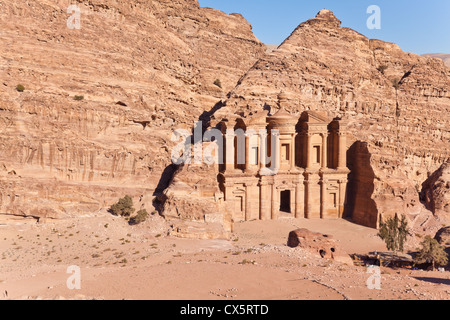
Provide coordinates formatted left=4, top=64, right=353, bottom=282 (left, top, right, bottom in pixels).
left=420, top=162, right=450, bottom=220
left=435, top=226, right=450, bottom=267
left=287, top=228, right=353, bottom=265
left=0, top=0, right=265, bottom=219
left=345, top=141, right=378, bottom=228
left=435, top=226, right=450, bottom=247
left=345, top=141, right=430, bottom=229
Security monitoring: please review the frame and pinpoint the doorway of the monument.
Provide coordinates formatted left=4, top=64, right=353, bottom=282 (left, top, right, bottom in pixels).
left=280, top=190, right=291, bottom=214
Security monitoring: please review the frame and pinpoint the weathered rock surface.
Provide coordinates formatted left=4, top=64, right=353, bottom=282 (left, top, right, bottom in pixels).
left=434, top=226, right=450, bottom=268
left=163, top=163, right=223, bottom=220
left=161, top=161, right=233, bottom=239
left=287, top=228, right=353, bottom=265
left=420, top=162, right=450, bottom=220
left=423, top=54, right=450, bottom=68
left=0, top=0, right=265, bottom=219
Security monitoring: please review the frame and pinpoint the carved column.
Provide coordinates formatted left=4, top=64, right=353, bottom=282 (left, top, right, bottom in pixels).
left=338, top=132, right=347, bottom=169
left=338, top=179, right=347, bottom=218
left=290, top=133, right=296, bottom=170
left=306, top=133, right=312, bottom=169
left=304, top=180, right=311, bottom=219
left=244, top=183, right=252, bottom=221
left=225, top=130, right=235, bottom=172
left=271, top=183, right=277, bottom=220
left=295, top=181, right=304, bottom=219
left=321, top=132, right=328, bottom=169
left=244, top=132, right=250, bottom=172
left=270, top=131, right=280, bottom=173
left=259, top=130, right=268, bottom=170
left=320, top=179, right=327, bottom=219
left=259, top=181, right=270, bottom=220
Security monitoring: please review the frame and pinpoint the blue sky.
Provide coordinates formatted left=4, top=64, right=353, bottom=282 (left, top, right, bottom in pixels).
left=198, top=0, right=450, bottom=55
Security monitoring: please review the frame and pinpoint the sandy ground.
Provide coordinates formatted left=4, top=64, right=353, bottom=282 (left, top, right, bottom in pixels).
left=1, top=212, right=449, bottom=300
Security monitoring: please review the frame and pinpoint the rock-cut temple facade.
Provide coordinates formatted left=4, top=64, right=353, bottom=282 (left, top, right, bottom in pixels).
left=218, top=93, right=350, bottom=223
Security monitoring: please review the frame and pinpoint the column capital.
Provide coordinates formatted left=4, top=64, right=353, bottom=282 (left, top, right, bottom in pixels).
left=258, top=130, right=268, bottom=137
left=225, top=130, right=235, bottom=138
left=270, top=131, right=280, bottom=137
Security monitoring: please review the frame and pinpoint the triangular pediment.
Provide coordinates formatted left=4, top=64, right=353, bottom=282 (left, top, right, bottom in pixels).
left=299, top=111, right=329, bottom=124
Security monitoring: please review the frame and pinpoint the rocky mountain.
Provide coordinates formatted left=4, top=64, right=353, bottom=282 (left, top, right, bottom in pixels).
left=422, top=54, right=450, bottom=68
left=202, top=9, right=449, bottom=230
left=0, top=0, right=265, bottom=220
left=265, top=44, right=279, bottom=54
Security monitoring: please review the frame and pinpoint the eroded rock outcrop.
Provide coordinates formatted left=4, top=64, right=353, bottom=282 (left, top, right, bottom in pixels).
left=287, top=228, right=353, bottom=265
left=434, top=226, right=450, bottom=267
left=435, top=226, right=450, bottom=247
left=420, top=162, right=450, bottom=221
left=423, top=54, right=450, bottom=68
left=0, top=0, right=265, bottom=219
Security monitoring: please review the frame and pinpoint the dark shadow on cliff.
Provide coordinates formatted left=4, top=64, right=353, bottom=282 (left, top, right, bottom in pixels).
left=154, top=163, right=180, bottom=196
left=199, top=101, right=224, bottom=131
left=153, top=100, right=225, bottom=211
left=153, top=163, right=183, bottom=215
left=344, top=141, right=379, bottom=229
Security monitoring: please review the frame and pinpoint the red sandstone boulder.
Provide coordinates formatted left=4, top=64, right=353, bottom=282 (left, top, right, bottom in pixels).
left=434, top=226, right=450, bottom=267
left=435, top=226, right=450, bottom=247
left=287, top=228, right=353, bottom=265
left=421, top=162, right=450, bottom=220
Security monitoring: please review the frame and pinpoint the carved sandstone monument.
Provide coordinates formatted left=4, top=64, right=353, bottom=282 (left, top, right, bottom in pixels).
left=163, top=9, right=449, bottom=237
left=218, top=93, right=350, bottom=223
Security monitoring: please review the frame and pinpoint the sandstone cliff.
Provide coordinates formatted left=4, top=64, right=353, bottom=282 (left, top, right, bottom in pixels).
left=167, top=9, right=450, bottom=232
left=0, top=0, right=265, bottom=220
